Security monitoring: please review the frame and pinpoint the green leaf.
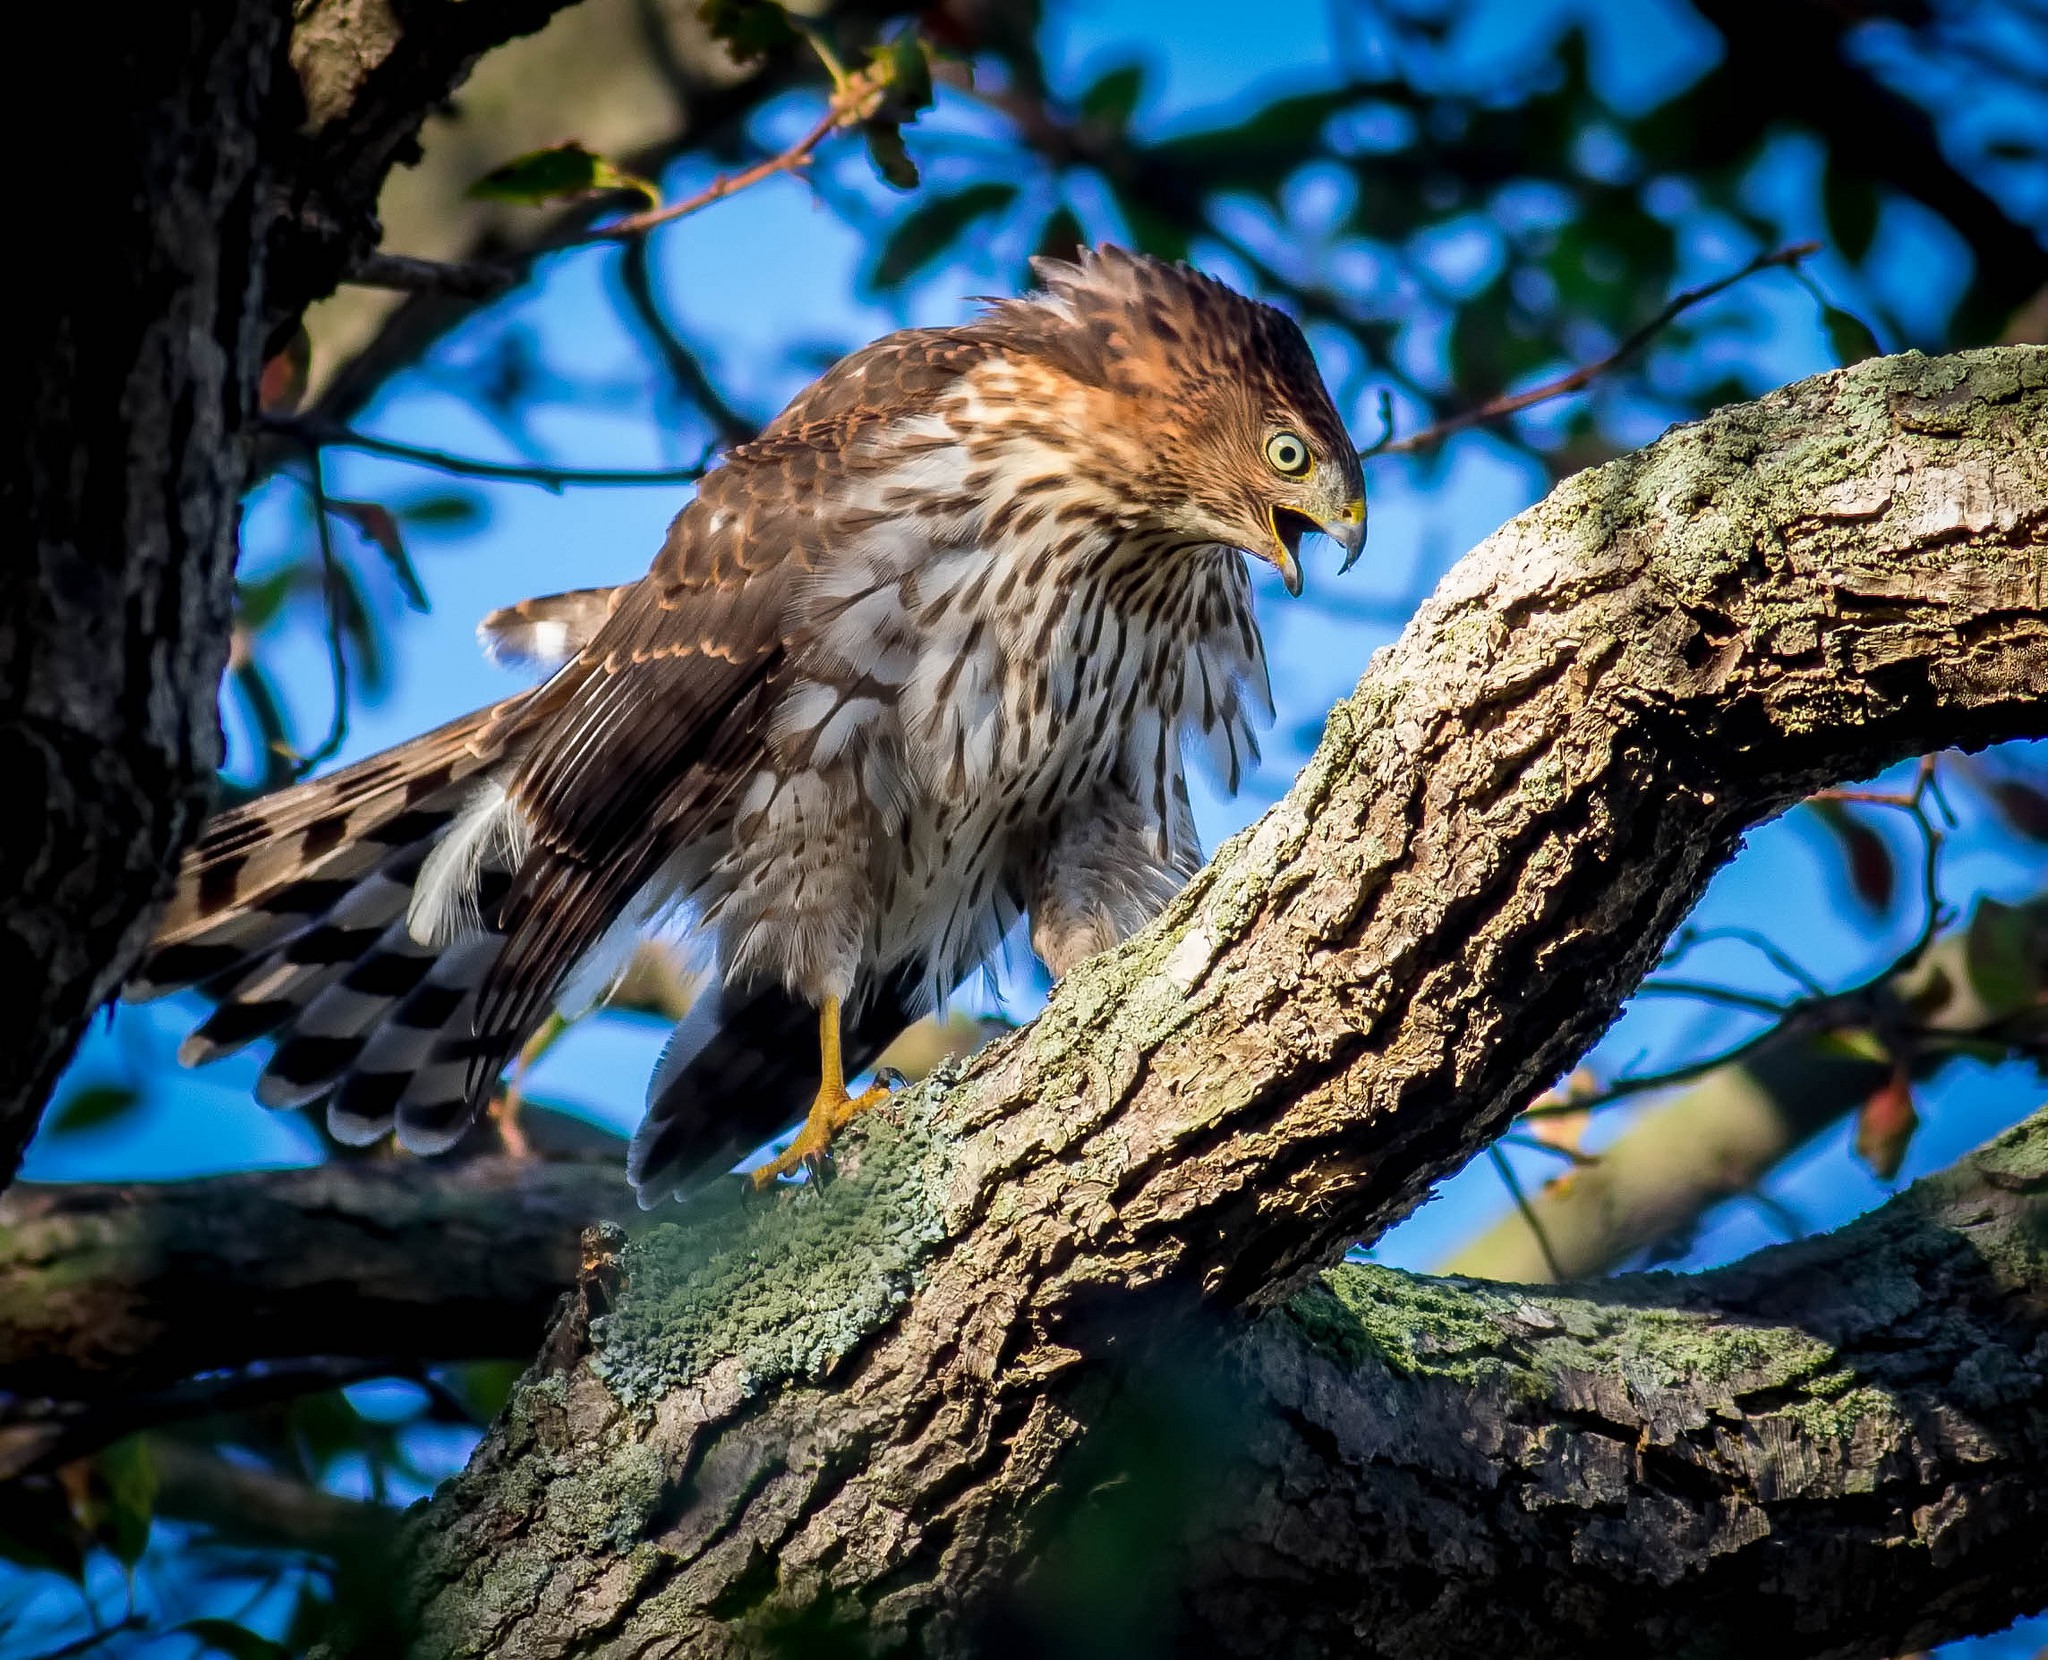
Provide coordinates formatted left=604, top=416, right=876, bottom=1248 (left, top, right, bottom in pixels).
left=1820, top=303, right=1882, bottom=367
left=868, top=32, right=934, bottom=118
left=468, top=142, right=659, bottom=209
left=395, top=491, right=488, bottom=532
left=864, top=121, right=920, bottom=191
left=234, top=567, right=298, bottom=634
left=1824, top=172, right=1879, bottom=264
left=442, top=1360, right=524, bottom=1423
left=177, top=1619, right=292, bottom=1660
left=85, top=1437, right=155, bottom=1566
left=1035, top=205, right=1085, bottom=265
left=47, top=1082, right=139, bottom=1136
left=1810, top=1027, right=1891, bottom=1066
left=697, top=0, right=797, bottom=64
left=869, top=182, right=1018, bottom=289
left=1079, top=62, right=1145, bottom=129
left=1965, top=897, right=2039, bottom=1012
left=231, top=660, right=297, bottom=791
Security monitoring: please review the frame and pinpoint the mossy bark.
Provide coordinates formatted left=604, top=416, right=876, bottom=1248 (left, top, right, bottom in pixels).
left=359, top=346, right=2048, bottom=1657
left=0, top=1157, right=632, bottom=1479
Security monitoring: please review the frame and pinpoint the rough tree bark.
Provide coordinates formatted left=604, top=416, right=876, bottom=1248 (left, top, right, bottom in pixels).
left=12, top=1102, right=2048, bottom=1655
left=0, top=1157, right=633, bottom=1479
left=309, top=345, right=2048, bottom=1658
left=0, top=0, right=586, bottom=1185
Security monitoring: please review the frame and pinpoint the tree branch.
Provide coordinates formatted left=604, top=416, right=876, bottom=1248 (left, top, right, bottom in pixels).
left=0, top=1158, right=631, bottom=1478
left=1371, top=242, right=1821, bottom=456
left=8, top=1088, right=2048, bottom=1653
left=355, top=346, right=2048, bottom=1656
left=1195, top=1102, right=2048, bottom=1658
left=267, top=417, right=717, bottom=491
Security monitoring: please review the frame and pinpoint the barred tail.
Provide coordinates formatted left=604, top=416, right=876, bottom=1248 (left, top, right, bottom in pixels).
left=128, top=698, right=535, bottom=1153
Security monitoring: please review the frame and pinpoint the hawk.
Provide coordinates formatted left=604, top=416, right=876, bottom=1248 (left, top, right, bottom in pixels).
left=127, top=247, right=1366, bottom=1201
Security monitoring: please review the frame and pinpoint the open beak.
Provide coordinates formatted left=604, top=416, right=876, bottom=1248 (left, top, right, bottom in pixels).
left=1267, top=497, right=1369, bottom=597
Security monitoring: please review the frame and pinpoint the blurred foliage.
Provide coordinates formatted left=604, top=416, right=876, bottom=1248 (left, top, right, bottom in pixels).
left=15, top=0, right=2048, bottom=1652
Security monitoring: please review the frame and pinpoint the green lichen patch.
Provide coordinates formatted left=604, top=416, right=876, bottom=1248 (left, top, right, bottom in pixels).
left=588, top=1073, right=962, bottom=1407
left=1294, top=1264, right=1521, bottom=1387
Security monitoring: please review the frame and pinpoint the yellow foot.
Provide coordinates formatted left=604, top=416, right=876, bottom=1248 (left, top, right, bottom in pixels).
left=750, top=1071, right=902, bottom=1189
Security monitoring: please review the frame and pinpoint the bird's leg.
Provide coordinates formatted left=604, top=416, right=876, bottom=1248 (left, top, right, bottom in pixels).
left=750, top=996, right=898, bottom=1188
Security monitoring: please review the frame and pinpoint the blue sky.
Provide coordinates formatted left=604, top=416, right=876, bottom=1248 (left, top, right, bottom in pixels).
left=31, top=0, right=2048, bottom=1271
left=14, top=3, right=2048, bottom=1648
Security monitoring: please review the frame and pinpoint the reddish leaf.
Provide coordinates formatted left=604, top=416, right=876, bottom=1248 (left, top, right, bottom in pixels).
left=259, top=327, right=311, bottom=414
left=1989, top=778, right=2048, bottom=842
left=1854, top=1066, right=1918, bottom=1182
left=1812, top=799, right=1894, bottom=912
left=328, top=498, right=429, bottom=611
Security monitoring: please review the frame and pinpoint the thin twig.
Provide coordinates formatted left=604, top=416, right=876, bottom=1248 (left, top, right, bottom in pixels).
left=347, top=250, right=517, bottom=300
left=340, top=39, right=881, bottom=298
left=1500, top=1132, right=1602, bottom=1168
left=567, top=107, right=844, bottom=245
left=615, top=238, right=756, bottom=446
left=1662, top=924, right=1830, bottom=999
left=19, top=1615, right=150, bottom=1660
left=266, top=417, right=716, bottom=492
left=1489, top=1145, right=1565, bottom=1281
left=297, top=442, right=351, bottom=775
left=1633, top=979, right=1792, bottom=1016
left=1371, top=242, right=1823, bottom=457
left=1525, top=792, right=1951, bottom=1121
left=1811, top=753, right=1946, bottom=813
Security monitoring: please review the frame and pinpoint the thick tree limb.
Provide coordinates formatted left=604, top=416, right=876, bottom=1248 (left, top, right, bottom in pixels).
left=337, top=346, right=2048, bottom=1657
left=8, top=1116, right=2048, bottom=1654
left=1191, top=1102, right=2048, bottom=1660
left=0, top=1158, right=632, bottom=1478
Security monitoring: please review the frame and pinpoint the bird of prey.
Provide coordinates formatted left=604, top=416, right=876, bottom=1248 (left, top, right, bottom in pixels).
left=126, top=247, right=1367, bottom=1201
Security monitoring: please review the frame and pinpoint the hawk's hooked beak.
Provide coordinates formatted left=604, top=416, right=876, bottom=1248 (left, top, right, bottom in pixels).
left=1266, top=497, right=1369, bottom=597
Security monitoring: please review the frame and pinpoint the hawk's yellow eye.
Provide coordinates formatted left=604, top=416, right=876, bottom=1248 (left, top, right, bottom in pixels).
left=1264, top=430, right=1312, bottom=477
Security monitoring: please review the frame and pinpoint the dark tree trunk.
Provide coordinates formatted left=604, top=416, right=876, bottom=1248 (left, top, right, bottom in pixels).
left=0, top=0, right=288, bottom=1184
left=0, top=0, right=582, bottom=1183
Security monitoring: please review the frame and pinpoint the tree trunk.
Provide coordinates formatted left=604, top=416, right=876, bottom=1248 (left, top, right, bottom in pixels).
left=0, top=0, right=287, bottom=1187
left=0, top=0, right=583, bottom=1183
left=353, top=346, right=2048, bottom=1657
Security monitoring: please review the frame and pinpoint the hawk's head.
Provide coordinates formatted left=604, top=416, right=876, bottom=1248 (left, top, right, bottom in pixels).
left=988, top=245, right=1366, bottom=596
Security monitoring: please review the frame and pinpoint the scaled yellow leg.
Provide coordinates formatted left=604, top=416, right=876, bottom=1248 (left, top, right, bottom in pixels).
left=750, top=997, right=897, bottom=1188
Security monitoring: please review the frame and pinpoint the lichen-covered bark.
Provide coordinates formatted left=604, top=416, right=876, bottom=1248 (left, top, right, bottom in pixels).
left=368, top=346, right=2048, bottom=1657
left=0, top=0, right=582, bottom=1184
left=0, top=1158, right=632, bottom=1478
left=1204, top=1105, right=2048, bottom=1659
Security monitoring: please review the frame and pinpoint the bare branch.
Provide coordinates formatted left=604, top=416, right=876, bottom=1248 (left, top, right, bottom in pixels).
left=264, top=417, right=718, bottom=491
left=344, top=251, right=517, bottom=300
left=1371, top=242, right=1823, bottom=456
left=0, top=1157, right=631, bottom=1477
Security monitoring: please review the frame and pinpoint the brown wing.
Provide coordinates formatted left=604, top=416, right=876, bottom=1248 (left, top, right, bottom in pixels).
left=463, top=327, right=1006, bottom=1107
